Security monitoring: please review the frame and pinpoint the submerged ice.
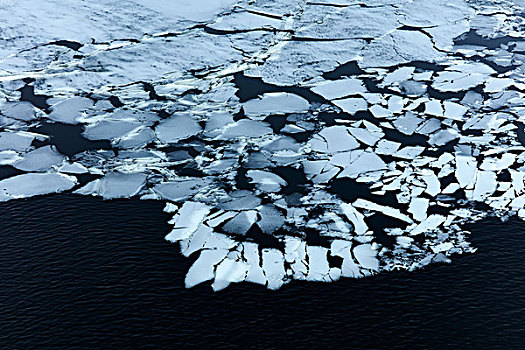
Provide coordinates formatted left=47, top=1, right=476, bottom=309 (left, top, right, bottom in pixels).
left=1, top=0, right=525, bottom=290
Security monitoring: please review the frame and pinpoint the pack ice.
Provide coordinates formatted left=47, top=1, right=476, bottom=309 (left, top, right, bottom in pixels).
left=1, top=0, right=524, bottom=290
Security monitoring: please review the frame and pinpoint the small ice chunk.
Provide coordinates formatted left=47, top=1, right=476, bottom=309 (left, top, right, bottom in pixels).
left=213, top=258, right=249, bottom=291
left=337, top=150, right=387, bottom=178
left=222, top=211, right=258, bottom=234
left=392, top=112, right=423, bottom=135
left=428, top=129, right=459, bottom=146
left=444, top=101, right=468, bottom=120
left=153, top=178, right=212, bottom=202
left=333, top=98, right=368, bottom=114
left=306, top=246, right=331, bottom=282
left=216, top=120, right=272, bottom=139
left=353, top=198, right=413, bottom=223
left=166, top=202, right=211, bottom=242
left=84, top=120, right=143, bottom=141
left=369, top=104, right=392, bottom=118
left=185, top=249, right=228, bottom=289
left=425, top=100, right=443, bottom=116
left=484, top=77, right=513, bottom=93
left=311, top=78, right=366, bottom=100
left=247, top=170, right=287, bottom=192
left=410, top=215, right=446, bottom=235
left=408, top=197, right=429, bottom=222
left=340, top=203, right=368, bottom=235
left=382, top=67, right=415, bottom=85
left=0, top=173, right=76, bottom=201
left=180, top=224, right=213, bottom=258
left=0, top=101, right=37, bottom=121
left=375, top=139, right=401, bottom=155
left=243, top=242, right=267, bottom=286
left=48, top=97, right=93, bottom=124
left=262, top=248, right=285, bottom=290
left=455, top=154, right=477, bottom=188
left=12, top=145, right=65, bottom=172
left=309, top=126, right=359, bottom=154
left=59, top=162, right=88, bottom=174
left=0, top=132, right=35, bottom=151
left=155, top=114, right=201, bottom=143
left=243, top=93, right=309, bottom=117
left=471, top=171, right=497, bottom=200
left=75, top=172, right=147, bottom=199
left=348, top=127, right=381, bottom=146
left=331, top=240, right=361, bottom=278
left=353, top=244, right=379, bottom=271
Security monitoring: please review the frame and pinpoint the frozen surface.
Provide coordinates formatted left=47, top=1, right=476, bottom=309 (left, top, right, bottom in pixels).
left=1, top=0, right=525, bottom=290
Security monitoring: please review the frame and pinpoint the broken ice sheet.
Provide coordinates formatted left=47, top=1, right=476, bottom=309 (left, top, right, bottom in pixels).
left=2, top=0, right=524, bottom=291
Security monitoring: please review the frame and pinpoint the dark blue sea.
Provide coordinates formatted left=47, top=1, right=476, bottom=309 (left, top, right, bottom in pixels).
left=0, top=195, right=524, bottom=349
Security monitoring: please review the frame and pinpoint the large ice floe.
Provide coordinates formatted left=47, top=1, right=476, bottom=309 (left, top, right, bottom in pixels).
left=1, top=0, right=525, bottom=290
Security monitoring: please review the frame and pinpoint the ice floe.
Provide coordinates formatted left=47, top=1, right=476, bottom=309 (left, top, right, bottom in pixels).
left=1, top=0, right=525, bottom=291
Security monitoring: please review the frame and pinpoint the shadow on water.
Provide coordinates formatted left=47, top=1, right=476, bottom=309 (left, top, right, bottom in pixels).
left=0, top=195, right=524, bottom=349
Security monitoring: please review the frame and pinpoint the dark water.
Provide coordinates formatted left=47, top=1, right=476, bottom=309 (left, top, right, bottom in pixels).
left=1, top=195, right=524, bottom=349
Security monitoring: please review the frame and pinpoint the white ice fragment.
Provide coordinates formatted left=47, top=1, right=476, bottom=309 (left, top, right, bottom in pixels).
left=484, top=77, right=513, bottom=93
left=443, top=183, right=460, bottom=194
left=0, top=132, right=35, bottom=151
left=243, top=242, right=267, bottom=286
left=59, top=162, right=88, bottom=174
left=185, top=249, right=229, bottom=289
left=0, top=101, right=37, bottom=121
left=75, top=172, right=147, bottom=199
left=353, top=198, right=413, bottom=223
left=48, top=97, right=93, bottom=124
left=330, top=240, right=361, bottom=278
left=309, top=126, right=359, bottom=154
left=455, top=154, right=477, bottom=188
left=425, top=100, right=443, bottom=116
left=471, top=171, right=497, bottom=201
left=83, top=120, right=143, bottom=141
left=155, top=114, right=201, bottom=144
left=431, top=242, right=454, bottom=253
left=408, top=197, right=429, bottom=222
left=246, top=170, right=287, bottom=192
left=353, top=244, right=379, bottom=271
left=180, top=224, right=213, bottom=257
left=306, top=246, right=331, bottom=282
left=395, top=146, right=424, bottom=159
left=213, top=258, right=249, bottom=291
left=382, top=67, right=415, bottom=85
left=443, top=101, right=468, bottom=120
left=163, top=202, right=178, bottom=213
left=222, top=211, right=258, bottom=234
left=410, top=214, right=446, bottom=235
left=387, top=95, right=404, bottom=114
left=262, top=248, right=285, bottom=290
left=369, top=104, right=392, bottom=118
left=375, top=139, right=401, bottom=155
left=284, top=237, right=307, bottom=280
left=348, top=127, right=381, bottom=146
left=12, top=145, right=65, bottom=171
left=392, top=112, right=423, bottom=135
left=340, top=203, right=368, bottom=235
left=480, top=153, right=515, bottom=171
left=337, top=150, right=387, bottom=178
left=166, top=202, right=211, bottom=242
left=311, top=78, right=366, bottom=100
left=153, top=178, right=212, bottom=202
left=0, top=173, right=76, bottom=201
left=216, top=119, right=272, bottom=139
left=242, top=93, right=309, bottom=117
left=333, top=98, right=368, bottom=114
left=428, top=129, right=459, bottom=147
